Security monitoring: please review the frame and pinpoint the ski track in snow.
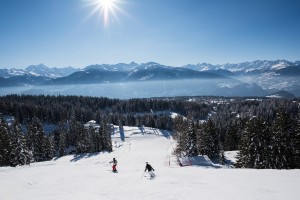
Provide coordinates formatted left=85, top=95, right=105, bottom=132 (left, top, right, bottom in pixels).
left=0, top=126, right=300, bottom=200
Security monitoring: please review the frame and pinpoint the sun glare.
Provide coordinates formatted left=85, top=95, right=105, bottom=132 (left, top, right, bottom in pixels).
left=85, top=0, right=124, bottom=27
left=100, top=0, right=115, bottom=8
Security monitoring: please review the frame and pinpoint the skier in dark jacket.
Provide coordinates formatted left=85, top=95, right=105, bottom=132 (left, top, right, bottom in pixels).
left=110, top=158, right=118, bottom=172
left=144, top=162, right=155, bottom=177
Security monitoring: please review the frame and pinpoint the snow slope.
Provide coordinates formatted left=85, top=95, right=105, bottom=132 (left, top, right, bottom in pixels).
left=0, top=126, right=299, bottom=200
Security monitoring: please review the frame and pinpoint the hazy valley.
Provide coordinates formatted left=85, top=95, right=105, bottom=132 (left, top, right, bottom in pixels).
left=0, top=60, right=299, bottom=98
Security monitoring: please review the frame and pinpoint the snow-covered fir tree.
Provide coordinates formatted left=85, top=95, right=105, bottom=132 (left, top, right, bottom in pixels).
left=173, top=116, right=189, bottom=156
left=26, top=118, right=53, bottom=162
left=224, top=120, right=239, bottom=151
left=67, top=118, right=81, bottom=148
left=184, top=119, right=198, bottom=156
left=236, top=117, right=271, bottom=168
left=270, top=107, right=294, bottom=169
left=198, top=119, right=220, bottom=158
left=294, top=112, right=300, bottom=168
left=9, top=120, right=32, bottom=166
left=58, top=125, right=66, bottom=157
left=0, top=114, right=11, bottom=166
left=76, top=126, right=91, bottom=154
left=53, top=129, right=60, bottom=157
left=42, top=134, right=54, bottom=161
left=89, top=125, right=101, bottom=152
left=100, top=118, right=112, bottom=152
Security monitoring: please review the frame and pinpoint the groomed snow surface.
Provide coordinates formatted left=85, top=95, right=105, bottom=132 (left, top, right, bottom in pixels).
left=0, top=126, right=299, bottom=200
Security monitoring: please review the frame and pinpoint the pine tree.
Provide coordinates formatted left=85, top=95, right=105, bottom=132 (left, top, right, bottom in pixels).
left=43, top=136, right=54, bottom=161
left=70, top=120, right=83, bottom=153
left=9, top=120, right=31, bottom=166
left=26, top=118, right=52, bottom=162
left=185, top=119, right=198, bottom=156
left=0, top=114, right=12, bottom=166
left=89, top=125, right=100, bottom=152
left=173, top=116, right=189, bottom=156
left=256, top=120, right=271, bottom=169
left=67, top=110, right=79, bottom=147
left=224, top=121, right=239, bottom=151
left=58, top=125, right=66, bottom=157
left=53, top=130, right=60, bottom=157
left=173, top=116, right=184, bottom=140
left=101, top=118, right=112, bottom=152
left=236, top=117, right=271, bottom=168
left=198, top=119, right=220, bottom=158
left=76, top=127, right=91, bottom=154
left=219, top=150, right=226, bottom=165
left=270, top=107, right=294, bottom=169
left=235, top=123, right=251, bottom=168
left=294, top=112, right=300, bottom=168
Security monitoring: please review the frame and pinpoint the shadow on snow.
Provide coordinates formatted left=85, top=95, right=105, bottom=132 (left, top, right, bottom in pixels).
left=70, top=152, right=101, bottom=162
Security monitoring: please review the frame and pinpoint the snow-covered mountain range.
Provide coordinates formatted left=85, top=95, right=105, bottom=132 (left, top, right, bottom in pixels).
left=182, top=60, right=300, bottom=96
left=0, top=64, right=78, bottom=78
left=47, top=62, right=225, bottom=85
left=183, top=60, right=300, bottom=74
left=0, top=60, right=299, bottom=97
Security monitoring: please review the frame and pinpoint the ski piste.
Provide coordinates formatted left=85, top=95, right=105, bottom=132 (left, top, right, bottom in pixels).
left=1, top=125, right=299, bottom=200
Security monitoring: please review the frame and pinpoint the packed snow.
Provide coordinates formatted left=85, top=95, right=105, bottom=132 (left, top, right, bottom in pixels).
left=0, top=126, right=299, bottom=200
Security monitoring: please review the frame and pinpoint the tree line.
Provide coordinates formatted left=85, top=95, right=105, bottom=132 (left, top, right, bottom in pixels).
left=173, top=99, right=300, bottom=169
left=0, top=114, right=112, bottom=167
left=0, top=95, right=299, bottom=169
left=0, top=94, right=209, bottom=167
left=0, top=95, right=210, bottom=124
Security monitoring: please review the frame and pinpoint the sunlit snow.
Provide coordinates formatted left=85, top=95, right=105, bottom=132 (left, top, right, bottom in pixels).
left=0, top=126, right=299, bottom=200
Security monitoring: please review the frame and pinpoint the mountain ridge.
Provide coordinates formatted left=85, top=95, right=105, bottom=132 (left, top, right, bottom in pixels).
left=0, top=64, right=78, bottom=78
left=182, top=59, right=300, bottom=74
left=0, top=60, right=299, bottom=97
left=1, top=60, right=299, bottom=78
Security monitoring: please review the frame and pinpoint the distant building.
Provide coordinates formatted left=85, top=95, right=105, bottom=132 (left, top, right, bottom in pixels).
left=84, top=120, right=100, bottom=132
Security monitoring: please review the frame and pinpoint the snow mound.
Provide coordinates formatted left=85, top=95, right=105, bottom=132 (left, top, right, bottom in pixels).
left=179, top=155, right=221, bottom=167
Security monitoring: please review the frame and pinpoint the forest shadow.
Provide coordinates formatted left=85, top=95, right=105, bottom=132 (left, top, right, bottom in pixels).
left=138, top=126, right=145, bottom=134
left=70, top=152, right=100, bottom=162
left=138, top=126, right=172, bottom=139
left=159, top=129, right=172, bottom=139
left=119, top=126, right=125, bottom=141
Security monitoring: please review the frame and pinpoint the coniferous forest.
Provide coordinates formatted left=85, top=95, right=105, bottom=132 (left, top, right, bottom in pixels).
left=0, top=94, right=299, bottom=169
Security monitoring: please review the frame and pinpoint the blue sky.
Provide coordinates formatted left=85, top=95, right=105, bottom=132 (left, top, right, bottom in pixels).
left=0, top=0, right=299, bottom=68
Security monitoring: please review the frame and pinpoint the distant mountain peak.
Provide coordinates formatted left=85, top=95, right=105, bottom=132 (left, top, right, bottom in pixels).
left=85, top=62, right=139, bottom=72
left=26, top=63, right=48, bottom=71
left=183, top=60, right=298, bottom=74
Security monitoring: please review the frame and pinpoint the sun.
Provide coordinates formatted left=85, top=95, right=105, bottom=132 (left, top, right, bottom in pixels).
left=97, top=0, right=117, bottom=24
left=85, top=0, right=124, bottom=27
left=99, top=0, right=115, bottom=8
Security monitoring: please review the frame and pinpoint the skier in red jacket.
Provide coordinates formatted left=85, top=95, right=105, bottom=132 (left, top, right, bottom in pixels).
left=110, top=158, right=118, bottom=172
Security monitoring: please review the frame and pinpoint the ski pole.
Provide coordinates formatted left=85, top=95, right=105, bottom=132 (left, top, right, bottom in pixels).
left=141, top=171, right=145, bottom=179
